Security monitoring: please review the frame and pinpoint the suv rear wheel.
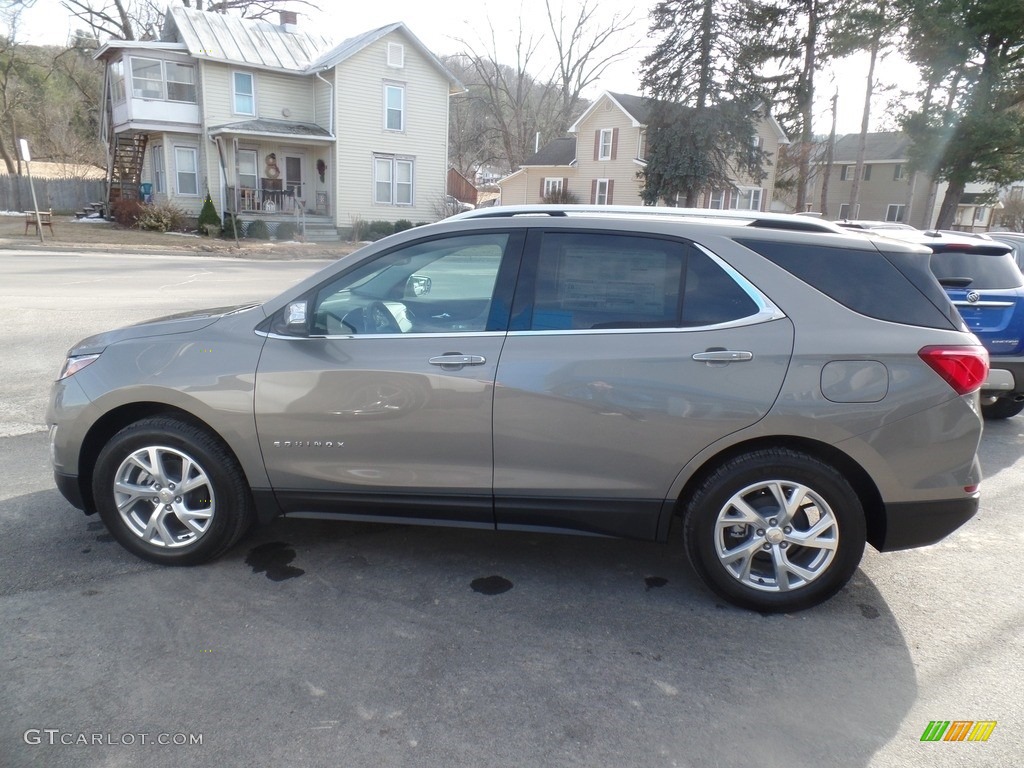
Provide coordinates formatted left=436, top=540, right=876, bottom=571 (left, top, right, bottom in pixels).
left=91, top=417, right=254, bottom=565
left=683, top=448, right=866, bottom=612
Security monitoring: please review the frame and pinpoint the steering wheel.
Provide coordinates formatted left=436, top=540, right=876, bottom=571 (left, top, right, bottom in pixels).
left=367, top=301, right=402, bottom=334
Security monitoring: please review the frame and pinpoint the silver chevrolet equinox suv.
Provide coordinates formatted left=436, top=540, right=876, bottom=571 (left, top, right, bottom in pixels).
left=48, top=206, right=988, bottom=612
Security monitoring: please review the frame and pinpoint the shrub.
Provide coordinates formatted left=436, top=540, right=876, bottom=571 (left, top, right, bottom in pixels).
left=137, top=201, right=188, bottom=232
left=393, top=219, right=414, bottom=233
left=111, top=198, right=144, bottom=228
left=542, top=188, right=580, bottom=204
left=221, top=212, right=243, bottom=238
left=349, top=216, right=367, bottom=241
left=246, top=219, right=269, bottom=240
left=274, top=221, right=298, bottom=241
left=365, top=219, right=394, bottom=240
left=197, top=193, right=221, bottom=235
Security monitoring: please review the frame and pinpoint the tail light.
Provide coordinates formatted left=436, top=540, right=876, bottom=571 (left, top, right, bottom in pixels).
left=918, top=345, right=989, bottom=395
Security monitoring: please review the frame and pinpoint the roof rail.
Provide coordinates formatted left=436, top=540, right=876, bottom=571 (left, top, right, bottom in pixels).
left=452, top=204, right=846, bottom=233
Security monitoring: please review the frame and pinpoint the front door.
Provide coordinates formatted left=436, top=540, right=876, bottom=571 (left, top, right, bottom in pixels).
left=255, top=230, right=523, bottom=526
left=284, top=154, right=303, bottom=209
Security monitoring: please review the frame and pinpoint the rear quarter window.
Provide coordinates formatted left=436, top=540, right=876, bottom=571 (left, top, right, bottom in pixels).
left=929, top=251, right=1024, bottom=290
left=736, top=238, right=958, bottom=330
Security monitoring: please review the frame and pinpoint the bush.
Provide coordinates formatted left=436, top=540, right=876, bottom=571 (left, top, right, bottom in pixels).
left=365, top=219, right=394, bottom=240
left=542, top=188, right=580, bottom=204
left=349, top=216, right=367, bottom=241
left=137, top=201, right=188, bottom=232
left=274, top=221, right=298, bottom=241
left=393, top=219, right=414, bottom=233
left=221, top=212, right=243, bottom=238
left=197, top=193, right=221, bottom=235
left=246, top=219, right=269, bottom=240
left=111, top=198, right=144, bottom=228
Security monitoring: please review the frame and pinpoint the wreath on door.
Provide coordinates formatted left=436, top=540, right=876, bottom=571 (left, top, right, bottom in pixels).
left=317, top=158, right=326, bottom=182
left=265, top=153, right=280, bottom=179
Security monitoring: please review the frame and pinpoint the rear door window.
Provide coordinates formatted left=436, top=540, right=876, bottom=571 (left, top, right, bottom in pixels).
left=519, top=231, right=760, bottom=331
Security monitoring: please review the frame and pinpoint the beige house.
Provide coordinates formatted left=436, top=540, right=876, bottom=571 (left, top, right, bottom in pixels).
left=95, top=6, right=461, bottom=238
left=809, top=131, right=1001, bottom=231
left=498, top=92, right=788, bottom=210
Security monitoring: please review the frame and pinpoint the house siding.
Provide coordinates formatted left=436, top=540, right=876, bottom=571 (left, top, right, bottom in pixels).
left=333, top=30, right=449, bottom=229
left=575, top=98, right=644, bottom=204
left=498, top=93, right=784, bottom=209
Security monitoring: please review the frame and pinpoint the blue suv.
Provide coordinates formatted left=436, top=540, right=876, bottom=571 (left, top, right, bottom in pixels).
left=870, top=229, right=1024, bottom=419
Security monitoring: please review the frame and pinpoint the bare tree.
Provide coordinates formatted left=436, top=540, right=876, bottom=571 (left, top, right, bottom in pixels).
left=544, top=0, right=638, bottom=131
left=52, top=0, right=320, bottom=42
left=452, top=0, right=638, bottom=175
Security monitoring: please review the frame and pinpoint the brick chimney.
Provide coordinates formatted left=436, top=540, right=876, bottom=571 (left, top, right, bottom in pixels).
left=279, top=10, right=298, bottom=27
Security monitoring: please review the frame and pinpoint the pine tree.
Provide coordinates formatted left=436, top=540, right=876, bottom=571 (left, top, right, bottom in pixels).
left=640, top=0, right=768, bottom=206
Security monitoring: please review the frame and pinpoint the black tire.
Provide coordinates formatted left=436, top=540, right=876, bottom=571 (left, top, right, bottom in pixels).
left=91, top=417, right=254, bottom=565
left=981, top=397, right=1024, bottom=420
left=683, top=448, right=866, bottom=613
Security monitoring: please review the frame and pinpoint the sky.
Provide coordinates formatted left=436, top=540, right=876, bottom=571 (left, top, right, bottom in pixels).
left=7, top=0, right=914, bottom=136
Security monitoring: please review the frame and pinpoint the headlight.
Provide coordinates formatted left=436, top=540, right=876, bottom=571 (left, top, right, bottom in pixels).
left=58, top=353, right=101, bottom=380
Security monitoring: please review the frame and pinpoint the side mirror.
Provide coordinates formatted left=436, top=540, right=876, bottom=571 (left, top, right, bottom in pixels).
left=285, top=300, right=309, bottom=333
left=407, top=275, right=432, bottom=297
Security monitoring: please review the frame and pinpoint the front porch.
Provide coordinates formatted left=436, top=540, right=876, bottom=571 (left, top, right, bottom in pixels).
left=223, top=192, right=339, bottom=242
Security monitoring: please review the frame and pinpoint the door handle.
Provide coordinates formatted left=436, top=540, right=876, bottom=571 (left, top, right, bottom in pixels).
left=429, top=354, right=487, bottom=368
left=691, top=350, right=753, bottom=363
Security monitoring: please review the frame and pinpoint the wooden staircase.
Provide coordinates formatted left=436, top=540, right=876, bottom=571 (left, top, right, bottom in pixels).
left=108, top=134, right=147, bottom=204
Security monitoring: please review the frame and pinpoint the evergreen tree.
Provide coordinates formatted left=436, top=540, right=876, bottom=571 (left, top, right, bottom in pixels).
left=897, top=0, right=1024, bottom=228
left=640, top=0, right=768, bottom=206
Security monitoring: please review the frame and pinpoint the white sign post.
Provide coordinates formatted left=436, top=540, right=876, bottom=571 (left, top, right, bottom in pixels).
left=19, top=138, right=45, bottom=244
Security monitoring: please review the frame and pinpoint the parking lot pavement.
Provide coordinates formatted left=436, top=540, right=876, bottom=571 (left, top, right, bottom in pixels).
left=2, top=251, right=1022, bottom=767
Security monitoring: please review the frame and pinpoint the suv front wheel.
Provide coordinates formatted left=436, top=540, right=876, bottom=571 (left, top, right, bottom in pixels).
left=91, top=417, right=254, bottom=565
left=683, top=448, right=866, bottom=612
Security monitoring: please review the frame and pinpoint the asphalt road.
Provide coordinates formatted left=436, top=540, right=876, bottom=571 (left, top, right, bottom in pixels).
left=1, top=249, right=1022, bottom=767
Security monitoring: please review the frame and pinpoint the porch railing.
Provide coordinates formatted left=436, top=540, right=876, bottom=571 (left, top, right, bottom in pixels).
left=227, top=183, right=305, bottom=214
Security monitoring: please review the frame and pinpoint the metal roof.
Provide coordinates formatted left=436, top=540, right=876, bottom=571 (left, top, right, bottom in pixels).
left=166, top=5, right=333, bottom=72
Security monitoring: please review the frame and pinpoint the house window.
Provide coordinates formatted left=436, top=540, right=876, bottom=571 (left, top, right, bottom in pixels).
left=174, top=146, right=198, bottom=196
left=110, top=60, right=125, bottom=103
left=594, top=178, right=611, bottom=205
left=708, top=190, right=726, bottom=209
left=128, top=57, right=196, bottom=103
left=152, top=145, right=165, bottom=193
left=374, top=154, right=413, bottom=205
left=237, top=149, right=258, bottom=191
left=131, top=57, right=163, bottom=99
left=387, top=42, right=404, bottom=68
left=598, top=129, right=613, bottom=160
left=840, top=165, right=853, bottom=181
left=165, top=62, right=196, bottom=103
left=974, top=206, right=987, bottom=223
left=731, top=187, right=763, bottom=211
left=637, top=129, right=645, bottom=160
left=862, top=164, right=872, bottom=181
left=838, top=203, right=851, bottom=219
left=894, top=164, right=905, bottom=181
left=885, top=204, right=905, bottom=222
left=233, top=72, right=255, bottom=115
left=384, top=84, right=404, bottom=131
left=544, top=178, right=563, bottom=196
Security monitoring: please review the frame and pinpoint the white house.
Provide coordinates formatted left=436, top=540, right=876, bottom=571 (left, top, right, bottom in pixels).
left=94, top=5, right=463, bottom=238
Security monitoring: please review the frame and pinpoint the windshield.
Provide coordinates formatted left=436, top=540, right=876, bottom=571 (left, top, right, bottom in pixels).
left=929, top=252, right=1024, bottom=290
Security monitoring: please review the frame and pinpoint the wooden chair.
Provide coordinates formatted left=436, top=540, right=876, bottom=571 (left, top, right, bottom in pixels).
left=24, top=210, right=54, bottom=235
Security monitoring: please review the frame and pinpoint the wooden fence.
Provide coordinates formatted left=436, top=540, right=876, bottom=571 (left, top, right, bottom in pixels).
left=0, top=175, right=106, bottom=214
